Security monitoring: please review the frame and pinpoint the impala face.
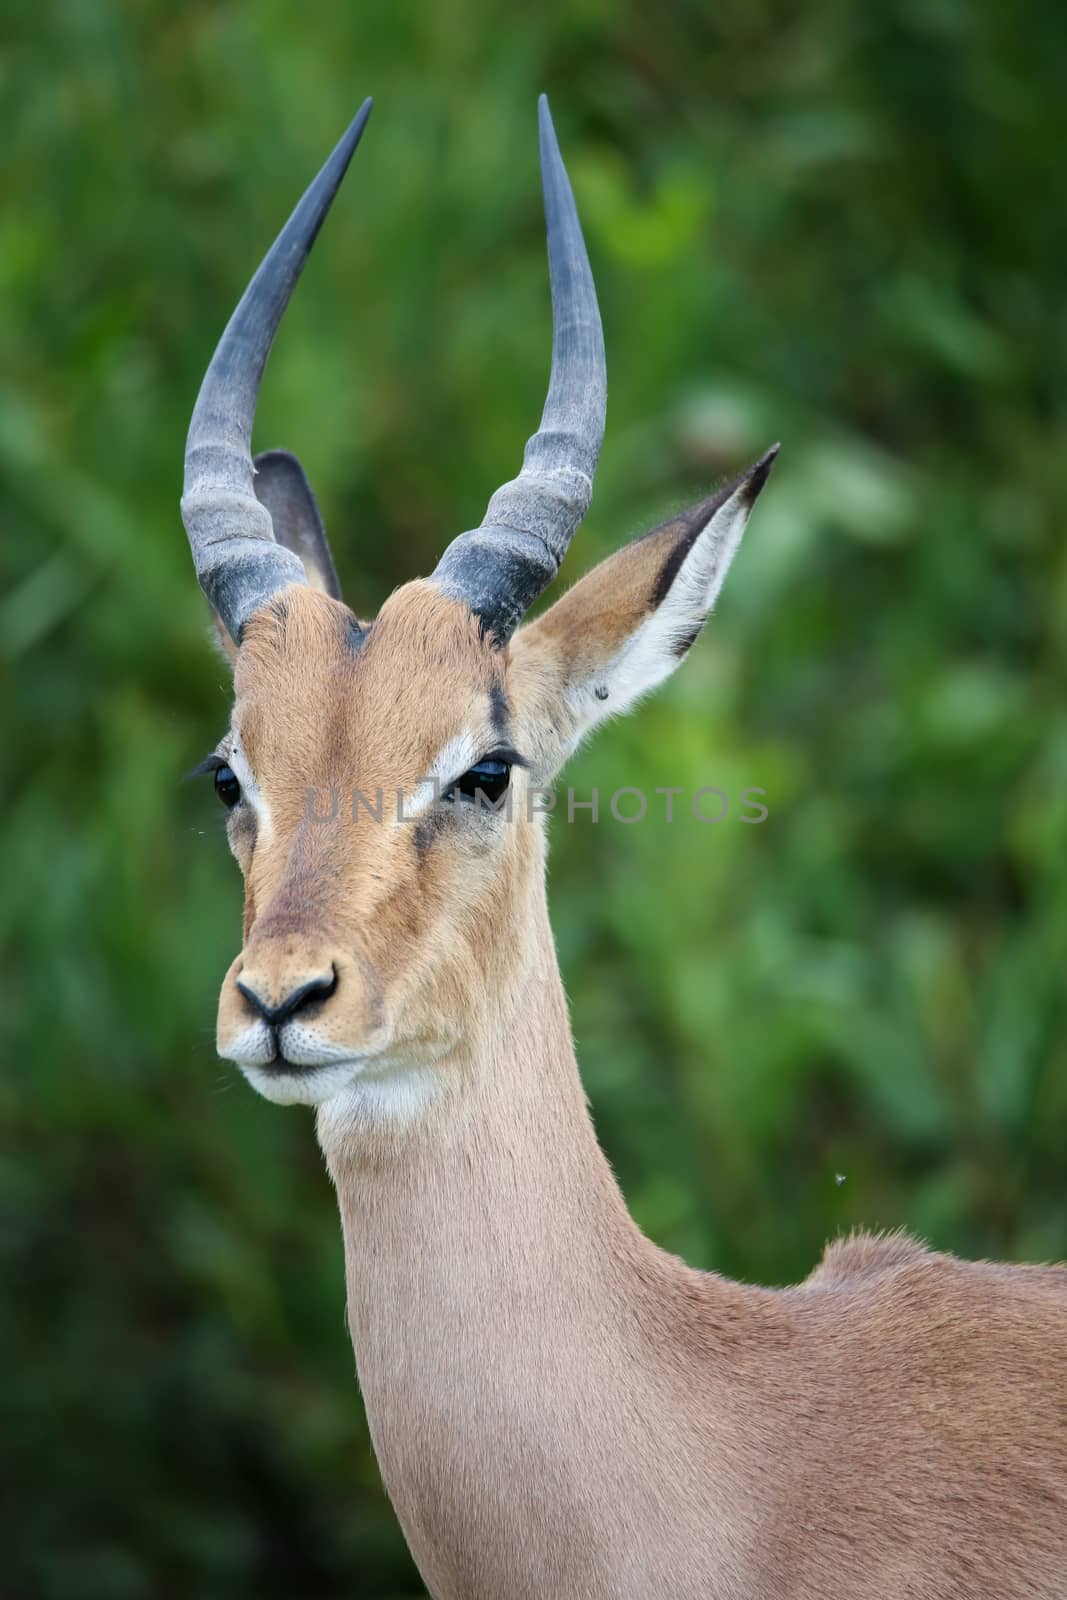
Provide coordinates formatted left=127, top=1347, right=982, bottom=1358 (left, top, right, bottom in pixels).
left=182, top=97, right=776, bottom=1111
left=210, top=581, right=528, bottom=1106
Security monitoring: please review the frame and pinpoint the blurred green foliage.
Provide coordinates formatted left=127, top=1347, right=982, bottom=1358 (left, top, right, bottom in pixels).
left=4, top=1, right=1067, bottom=1595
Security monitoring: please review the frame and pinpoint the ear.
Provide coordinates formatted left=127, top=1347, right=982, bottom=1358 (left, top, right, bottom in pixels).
left=511, top=447, right=777, bottom=766
left=252, top=449, right=342, bottom=599
left=208, top=450, right=343, bottom=663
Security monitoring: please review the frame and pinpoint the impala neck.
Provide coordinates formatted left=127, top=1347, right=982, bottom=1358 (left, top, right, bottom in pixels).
left=318, top=883, right=650, bottom=1314
left=315, top=880, right=702, bottom=1594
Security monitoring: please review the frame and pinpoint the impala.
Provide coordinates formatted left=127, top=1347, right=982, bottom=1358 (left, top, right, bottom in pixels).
left=181, top=97, right=1067, bottom=1599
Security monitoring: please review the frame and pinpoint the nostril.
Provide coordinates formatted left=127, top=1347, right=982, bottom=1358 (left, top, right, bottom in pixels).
left=237, top=967, right=337, bottom=1028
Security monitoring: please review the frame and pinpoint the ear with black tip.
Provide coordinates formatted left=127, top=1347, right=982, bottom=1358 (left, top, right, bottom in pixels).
left=510, top=447, right=778, bottom=764
left=252, top=450, right=342, bottom=599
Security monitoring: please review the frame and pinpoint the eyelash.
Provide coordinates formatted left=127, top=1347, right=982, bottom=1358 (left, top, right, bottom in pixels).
left=186, top=752, right=229, bottom=781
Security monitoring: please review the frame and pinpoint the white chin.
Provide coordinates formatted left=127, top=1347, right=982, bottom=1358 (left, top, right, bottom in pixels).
left=238, top=1059, right=361, bottom=1107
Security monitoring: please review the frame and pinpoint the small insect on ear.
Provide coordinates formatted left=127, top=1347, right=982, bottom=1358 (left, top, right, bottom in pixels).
left=253, top=449, right=343, bottom=600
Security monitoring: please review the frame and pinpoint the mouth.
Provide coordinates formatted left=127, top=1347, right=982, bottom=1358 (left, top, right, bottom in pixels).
left=222, top=1018, right=373, bottom=1076
left=261, top=1052, right=324, bottom=1075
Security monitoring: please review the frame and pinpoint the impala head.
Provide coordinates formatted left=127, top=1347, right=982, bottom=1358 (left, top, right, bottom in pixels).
left=182, top=96, right=776, bottom=1112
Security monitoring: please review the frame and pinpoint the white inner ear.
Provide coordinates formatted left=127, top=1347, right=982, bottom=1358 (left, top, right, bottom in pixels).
left=565, top=487, right=751, bottom=745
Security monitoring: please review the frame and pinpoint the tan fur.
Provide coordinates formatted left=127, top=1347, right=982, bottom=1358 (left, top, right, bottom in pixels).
left=217, top=582, right=529, bottom=1079
left=210, top=546, right=1067, bottom=1599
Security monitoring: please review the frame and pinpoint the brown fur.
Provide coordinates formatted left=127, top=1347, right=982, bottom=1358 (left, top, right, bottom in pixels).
left=210, top=546, right=1067, bottom=1599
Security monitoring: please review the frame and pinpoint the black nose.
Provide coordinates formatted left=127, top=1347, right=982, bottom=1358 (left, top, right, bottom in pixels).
left=236, top=969, right=337, bottom=1028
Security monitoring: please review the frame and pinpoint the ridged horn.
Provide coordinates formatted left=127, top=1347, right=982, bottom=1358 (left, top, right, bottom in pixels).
left=180, top=100, right=372, bottom=642
left=432, top=94, right=606, bottom=642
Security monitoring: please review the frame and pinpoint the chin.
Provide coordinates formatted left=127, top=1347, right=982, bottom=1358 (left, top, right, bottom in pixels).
left=237, top=1058, right=363, bottom=1107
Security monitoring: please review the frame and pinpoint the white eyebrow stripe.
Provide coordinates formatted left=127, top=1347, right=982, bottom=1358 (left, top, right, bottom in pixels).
left=226, top=731, right=273, bottom=838
left=398, top=731, right=481, bottom=823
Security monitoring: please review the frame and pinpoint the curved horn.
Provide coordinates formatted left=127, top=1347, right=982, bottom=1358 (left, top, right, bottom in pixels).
left=433, top=94, right=606, bottom=642
left=181, top=100, right=372, bottom=642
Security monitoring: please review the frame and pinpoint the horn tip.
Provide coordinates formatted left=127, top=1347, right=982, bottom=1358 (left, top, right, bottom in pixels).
left=344, top=97, right=374, bottom=149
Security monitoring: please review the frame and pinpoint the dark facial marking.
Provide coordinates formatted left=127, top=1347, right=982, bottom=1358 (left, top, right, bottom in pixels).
left=413, top=813, right=446, bottom=858
left=489, top=682, right=511, bottom=737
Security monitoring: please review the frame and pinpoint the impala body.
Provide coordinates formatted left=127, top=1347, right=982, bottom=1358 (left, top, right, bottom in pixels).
left=180, top=98, right=1067, bottom=1598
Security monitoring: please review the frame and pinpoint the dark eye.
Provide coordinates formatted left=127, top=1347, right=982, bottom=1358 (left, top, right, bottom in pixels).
left=450, top=758, right=511, bottom=806
left=214, top=763, right=242, bottom=809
